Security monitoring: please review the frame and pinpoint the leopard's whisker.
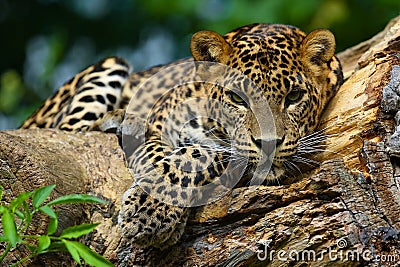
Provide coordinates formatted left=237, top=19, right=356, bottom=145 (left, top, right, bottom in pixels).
left=297, top=148, right=327, bottom=154
left=283, top=160, right=302, bottom=175
left=291, top=155, right=321, bottom=167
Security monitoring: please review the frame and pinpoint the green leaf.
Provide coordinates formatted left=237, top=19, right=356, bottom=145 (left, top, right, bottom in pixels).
left=33, top=185, right=55, bottom=209
left=63, top=240, right=81, bottom=265
left=39, top=205, right=57, bottom=219
left=66, top=241, right=114, bottom=267
left=21, top=201, right=32, bottom=225
left=25, top=243, right=37, bottom=253
left=9, top=191, right=33, bottom=212
left=77, top=242, right=114, bottom=267
left=47, top=217, right=58, bottom=235
left=2, top=208, right=19, bottom=247
left=48, top=241, right=66, bottom=251
left=47, top=194, right=107, bottom=206
left=60, top=223, right=100, bottom=239
left=37, top=235, right=51, bottom=253
left=22, top=200, right=31, bottom=215
left=14, top=210, right=25, bottom=220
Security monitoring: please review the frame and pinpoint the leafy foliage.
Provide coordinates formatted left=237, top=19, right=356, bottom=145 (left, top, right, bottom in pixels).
left=0, top=185, right=113, bottom=267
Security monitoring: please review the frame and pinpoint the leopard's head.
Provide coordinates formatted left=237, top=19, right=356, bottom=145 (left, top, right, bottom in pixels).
left=190, top=23, right=343, bottom=182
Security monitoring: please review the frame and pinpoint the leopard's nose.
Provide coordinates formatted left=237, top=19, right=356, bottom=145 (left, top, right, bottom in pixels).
left=252, top=137, right=283, bottom=156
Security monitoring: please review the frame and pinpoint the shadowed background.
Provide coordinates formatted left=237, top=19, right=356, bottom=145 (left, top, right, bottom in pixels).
left=0, top=0, right=399, bottom=129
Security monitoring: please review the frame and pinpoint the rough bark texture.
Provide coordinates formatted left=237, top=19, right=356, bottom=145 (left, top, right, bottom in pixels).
left=1, top=16, right=400, bottom=266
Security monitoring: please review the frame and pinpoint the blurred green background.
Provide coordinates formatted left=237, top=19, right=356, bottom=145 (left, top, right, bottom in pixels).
left=0, top=0, right=399, bottom=129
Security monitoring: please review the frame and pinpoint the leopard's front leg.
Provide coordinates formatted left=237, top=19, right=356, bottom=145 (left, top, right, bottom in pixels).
left=118, top=138, right=232, bottom=248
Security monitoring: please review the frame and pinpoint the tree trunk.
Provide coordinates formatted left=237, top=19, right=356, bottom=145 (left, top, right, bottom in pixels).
left=1, top=16, right=400, bottom=267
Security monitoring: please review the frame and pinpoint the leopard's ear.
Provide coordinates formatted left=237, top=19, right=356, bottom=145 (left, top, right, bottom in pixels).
left=190, top=30, right=232, bottom=63
left=301, top=29, right=336, bottom=77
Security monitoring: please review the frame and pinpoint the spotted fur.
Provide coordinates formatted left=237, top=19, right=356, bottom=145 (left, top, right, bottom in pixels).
left=21, top=24, right=343, bottom=248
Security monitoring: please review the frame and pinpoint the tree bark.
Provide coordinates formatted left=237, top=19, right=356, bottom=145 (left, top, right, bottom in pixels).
left=1, top=16, right=400, bottom=266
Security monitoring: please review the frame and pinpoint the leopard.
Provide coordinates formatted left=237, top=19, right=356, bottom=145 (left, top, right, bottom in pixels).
left=21, top=23, right=343, bottom=249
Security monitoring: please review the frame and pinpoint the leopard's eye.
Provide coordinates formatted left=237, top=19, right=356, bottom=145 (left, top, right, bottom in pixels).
left=286, top=88, right=302, bottom=103
left=227, top=91, right=248, bottom=107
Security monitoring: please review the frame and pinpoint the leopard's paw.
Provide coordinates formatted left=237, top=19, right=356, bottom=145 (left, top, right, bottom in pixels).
left=118, top=185, right=188, bottom=249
